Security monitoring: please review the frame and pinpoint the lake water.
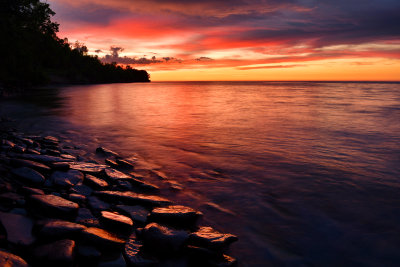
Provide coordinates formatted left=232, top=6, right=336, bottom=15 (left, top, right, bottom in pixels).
left=2, top=81, right=400, bottom=266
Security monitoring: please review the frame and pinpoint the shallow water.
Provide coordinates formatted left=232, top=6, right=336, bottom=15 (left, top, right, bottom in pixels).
left=2, top=81, right=400, bottom=266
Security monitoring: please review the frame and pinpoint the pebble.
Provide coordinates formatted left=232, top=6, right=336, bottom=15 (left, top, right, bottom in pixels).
left=11, top=167, right=45, bottom=185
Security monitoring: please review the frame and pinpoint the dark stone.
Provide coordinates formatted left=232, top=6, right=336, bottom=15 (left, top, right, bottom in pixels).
left=10, top=158, right=50, bottom=173
left=115, top=180, right=133, bottom=191
left=28, top=194, right=79, bottom=219
left=75, top=208, right=100, bottom=227
left=126, top=177, right=159, bottom=192
left=85, top=174, right=109, bottom=189
left=208, top=254, right=238, bottom=267
left=50, top=162, right=70, bottom=171
left=104, top=168, right=131, bottom=182
left=61, top=154, right=76, bottom=161
left=70, top=184, right=93, bottom=196
left=115, top=205, right=149, bottom=224
left=43, top=136, right=59, bottom=144
left=68, top=193, right=86, bottom=203
left=100, top=211, right=133, bottom=233
left=98, top=253, right=126, bottom=267
left=25, top=148, right=41, bottom=155
left=0, top=192, right=24, bottom=209
left=141, top=222, right=189, bottom=254
left=94, top=191, right=171, bottom=207
left=0, top=211, right=35, bottom=246
left=33, top=239, right=75, bottom=264
left=124, top=234, right=158, bottom=267
left=105, top=158, right=119, bottom=168
left=69, top=162, right=107, bottom=175
left=51, top=170, right=84, bottom=188
left=11, top=145, right=25, bottom=154
left=88, top=196, right=111, bottom=212
left=96, top=147, right=119, bottom=157
left=39, top=220, right=86, bottom=237
left=11, top=167, right=45, bottom=185
left=77, top=245, right=101, bottom=261
left=9, top=208, right=28, bottom=216
left=21, top=186, right=44, bottom=195
left=0, top=250, right=29, bottom=267
left=18, top=154, right=73, bottom=163
left=45, top=149, right=61, bottom=156
left=149, top=205, right=203, bottom=228
left=116, top=159, right=134, bottom=169
left=81, top=227, right=126, bottom=249
left=188, top=227, right=238, bottom=251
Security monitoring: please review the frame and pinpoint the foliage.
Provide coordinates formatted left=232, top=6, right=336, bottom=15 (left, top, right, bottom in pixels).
left=0, top=0, right=150, bottom=88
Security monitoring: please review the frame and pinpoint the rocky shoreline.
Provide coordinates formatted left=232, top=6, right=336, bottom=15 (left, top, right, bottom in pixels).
left=0, top=119, right=238, bottom=266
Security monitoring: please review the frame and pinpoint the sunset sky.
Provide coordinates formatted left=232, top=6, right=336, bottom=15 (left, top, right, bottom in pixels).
left=48, top=0, right=400, bottom=81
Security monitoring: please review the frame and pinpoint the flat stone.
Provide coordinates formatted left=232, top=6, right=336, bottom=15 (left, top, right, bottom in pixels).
left=0, top=250, right=29, bottom=267
left=94, top=191, right=171, bottom=207
left=188, top=226, right=238, bottom=251
left=142, top=222, right=189, bottom=254
left=96, top=147, right=119, bottom=157
left=39, top=220, right=86, bottom=237
left=104, top=168, right=131, bottom=181
left=115, top=180, right=133, bottom=191
left=85, top=174, right=109, bottom=189
left=29, top=194, right=79, bottom=219
left=49, top=162, right=70, bottom=171
left=45, top=149, right=61, bottom=156
left=105, top=158, right=119, bottom=168
left=116, top=159, right=134, bottom=169
left=115, top=205, right=149, bottom=224
left=126, top=177, right=159, bottom=192
left=69, top=193, right=86, bottom=203
left=21, top=186, right=44, bottom=195
left=88, top=196, right=110, bottom=212
left=11, top=145, right=25, bottom=154
left=149, top=205, right=203, bottom=228
left=69, top=162, right=107, bottom=175
left=51, top=170, right=84, bottom=188
left=61, top=154, right=76, bottom=161
left=33, top=239, right=75, bottom=264
left=70, top=184, right=93, bottom=196
left=11, top=167, right=45, bottom=185
left=124, top=234, right=158, bottom=267
left=0, top=211, right=35, bottom=246
left=10, top=159, right=50, bottom=173
left=43, top=136, right=59, bottom=144
left=25, top=148, right=41, bottom=155
left=18, top=154, right=73, bottom=163
left=100, top=211, right=133, bottom=233
left=81, top=227, right=126, bottom=249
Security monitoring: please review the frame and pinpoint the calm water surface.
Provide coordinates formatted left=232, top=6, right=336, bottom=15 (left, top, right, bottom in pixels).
left=2, top=81, right=400, bottom=266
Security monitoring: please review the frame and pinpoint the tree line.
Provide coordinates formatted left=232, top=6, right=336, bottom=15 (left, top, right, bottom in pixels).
left=0, top=0, right=150, bottom=89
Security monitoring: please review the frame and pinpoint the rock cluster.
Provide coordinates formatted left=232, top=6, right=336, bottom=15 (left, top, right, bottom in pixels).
left=0, top=126, right=238, bottom=266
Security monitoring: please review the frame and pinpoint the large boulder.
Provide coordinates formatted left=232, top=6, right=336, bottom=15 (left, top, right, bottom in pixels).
left=149, top=205, right=202, bottom=228
left=39, top=220, right=87, bottom=238
left=188, top=226, right=238, bottom=251
left=100, top=211, right=133, bottom=233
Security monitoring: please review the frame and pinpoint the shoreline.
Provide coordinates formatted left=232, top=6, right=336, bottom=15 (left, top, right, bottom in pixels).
left=0, top=119, right=238, bottom=266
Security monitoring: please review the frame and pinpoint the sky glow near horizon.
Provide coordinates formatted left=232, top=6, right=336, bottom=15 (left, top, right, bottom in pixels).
left=49, top=0, right=400, bottom=81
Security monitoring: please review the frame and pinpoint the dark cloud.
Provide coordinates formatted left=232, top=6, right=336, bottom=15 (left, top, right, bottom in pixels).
left=101, top=47, right=182, bottom=64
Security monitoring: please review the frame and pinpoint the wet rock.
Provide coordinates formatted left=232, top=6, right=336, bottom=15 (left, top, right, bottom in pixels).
left=115, top=205, right=149, bottom=224
left=43, top=136, right=59, bottom=144
left=33, top=239, right=75, bottom=265
left=88, top=196, right=111, bottom=212
left=124, top=234, right=158, bottom=267
left=11, top=145, right=26, bottom=154
left=28, top=194, right=79, bottom=219
left=70, top=184, right=92, bottom=196
left=61, top=154, right=76, bottom=161
left=100, top=211, right=133, bottom=233
left=69, top=162, right=107, bottom=175
left=85, top=174, right=109, bottom=189
left=75, top=208, right=100, bottom=227
left=127, top=177, right=159, bottom=192
left=116, top=159, right=134, bottom=169
left=18, top=154, right=73, bottom=163
left=81, top=227, right=126, bottom=249
left=104, top=168, right=132, bottom=182
left=51, top=170, right=84, bottom=188
left=45, top=149, right=61, bottom=156
left=50, top=162, right=70, bottom=171
left=0, top=250, right=29, bottom=267
left=94, top=191, right=171, bottom=207
left=188, top=227, right=238, bottom=251
left=207, top=254, right=238, bottom=267
left=10, top=158, right=50, bottom=173
left=105, top=158, right=119, bottom=168
left=0, top=192, right=24, bottom=209
left=21, top=186, right=44, bottom=195
left=98, top=253, right=127, bottom=267
left=11, top=167, right=45, bottom=185
left=9, top=208, right=28, bottom=216
left=25, top=148, right=41, bottom=155
left=96, top=147, right=119, bottom=157
left=0, top=211, right=35, bottom=246
left=115, top=180, right=133, bottom=191
left=142, top=223, right=189, bottom=254
left=149, top=205, right=203, bottom=228
left=68, top=193, right=86, bottom=203
left=39, top=220, right=86, bottom=237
